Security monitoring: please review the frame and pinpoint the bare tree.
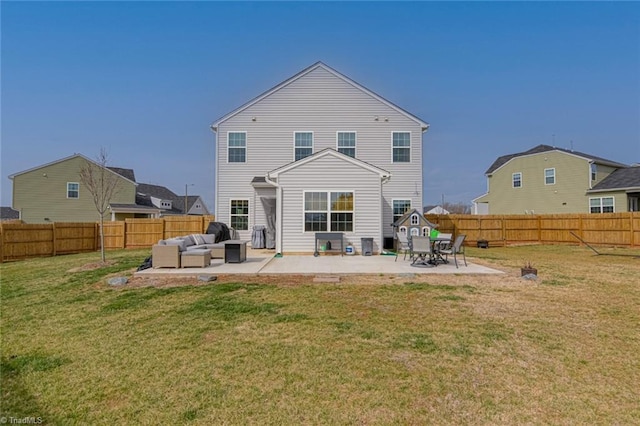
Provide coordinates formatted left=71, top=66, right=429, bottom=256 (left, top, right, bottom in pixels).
left=78, top=148, right=122, bottom=262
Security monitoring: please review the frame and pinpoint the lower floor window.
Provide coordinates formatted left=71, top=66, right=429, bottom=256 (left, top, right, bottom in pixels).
left=230, top=200, right=249, bottom=230
left=393, top=200, right=411, bottom=224
left=589, top=197, right=614, bottom=213
left=304, top=191, right=353, bottom=232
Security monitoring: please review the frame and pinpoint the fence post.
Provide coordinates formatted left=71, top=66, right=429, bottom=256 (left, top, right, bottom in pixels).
left=0, top=223, right=4, bottom=263
left=52, top=222, right=57, bottom=256
left=537, top=215, right=542, bottom=243
left=630, top=212, right=636, bottom=248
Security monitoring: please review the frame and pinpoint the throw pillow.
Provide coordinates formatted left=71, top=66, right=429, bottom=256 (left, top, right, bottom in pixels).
left=191, top=234, right=206, bottom=245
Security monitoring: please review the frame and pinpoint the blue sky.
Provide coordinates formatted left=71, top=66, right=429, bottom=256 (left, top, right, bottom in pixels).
left=2, top=1, right=639, bottom=212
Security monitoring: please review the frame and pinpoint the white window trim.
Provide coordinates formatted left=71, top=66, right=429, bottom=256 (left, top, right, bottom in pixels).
left=392, top=199, right=411, bottom=224
left=227, top=131, right=247, bottom=164
left=591, top=163, right=597, bottom=181
left=336, top=131, right=357, bottom=157
left=589, top=196, right=615, bottom=213
left=421, top=227, right=430, bottom=236
left=229, top=198, right=250, bottom=230
left=410, top=213, right=420, bottom=225
left=544, top=168, right=556, bottom=185
left=67, top=182, right=79, bottom=199
left=294, top=131, right=314, bottom=161
left=512, top=172, right=522, bottom=188
left=302, top=190, right=355, bottom=233
left=391, top=131, right=411, bottom=163
left=399, top=226, right=407, bottom=235
left=410, top=228, right=419, bottom=236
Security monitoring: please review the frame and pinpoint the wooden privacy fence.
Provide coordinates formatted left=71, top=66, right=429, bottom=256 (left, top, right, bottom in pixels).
left=0, top=215, right=214, bottom=262
left=425, top=212, right=640, bottom=248
left=2, top=213, right=638, bottom=262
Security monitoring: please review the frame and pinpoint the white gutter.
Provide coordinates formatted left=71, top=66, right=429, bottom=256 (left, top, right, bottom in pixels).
left=209, top=125, right=218, bottom=220
left=264, top=173, right=283, bottom=256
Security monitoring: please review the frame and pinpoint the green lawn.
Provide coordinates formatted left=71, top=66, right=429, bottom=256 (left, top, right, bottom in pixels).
left=1, top=246, right=639, bottom=424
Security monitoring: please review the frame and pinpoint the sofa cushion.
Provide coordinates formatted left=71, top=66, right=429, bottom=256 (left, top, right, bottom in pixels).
left=202, top=233, right=216, bottom=244
left=163, top=238, right=188, bottom=252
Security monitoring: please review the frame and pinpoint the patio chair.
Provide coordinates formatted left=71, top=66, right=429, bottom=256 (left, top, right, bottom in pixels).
left=395, top=232, right=412, bottom=262
left=439, top=234, right=467, bottom=268
left=411, top=236, right=434, bottom=267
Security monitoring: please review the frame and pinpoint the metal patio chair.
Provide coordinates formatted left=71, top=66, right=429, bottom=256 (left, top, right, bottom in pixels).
left=439, top=234, right=467, bottom=268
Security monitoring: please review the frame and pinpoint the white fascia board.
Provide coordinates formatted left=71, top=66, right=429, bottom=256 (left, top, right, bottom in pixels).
left=8, top=153, right=138, bottom=185
left=268, top=149, right=391, bottom=179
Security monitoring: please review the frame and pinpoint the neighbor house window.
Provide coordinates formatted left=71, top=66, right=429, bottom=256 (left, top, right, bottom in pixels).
left=295, top=132, right=313, bottom=161
left=392, top=132, right=411, bottom=162
left=230, top=199, right=249, bottom=230
left=591, top=164, right=597, bottom=181
left=393, top=200, right=411, bottom=224
left=337, top=132, right=356, bottom=158
left=590, top=197, right=614, bottom=213
left=544, top=168, right=555, bottom=185
left=304, top=191, right=354, bottom=232
left=512, top=172, right=522, bottom=188
left=228, top=132, right=246, bottom=163
left=67, top=182, right=79, bottom=199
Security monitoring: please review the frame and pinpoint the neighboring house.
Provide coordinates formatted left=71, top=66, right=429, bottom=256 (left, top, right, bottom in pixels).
left=136, top=183, right=211, bottom=216
left=1, top=207, right=20, bottom=221
left=210, top=62, right=429, bottom=254
left=9, top=154, right=163, bottom=223
left=424, top=205, right=450, bottom=215
left=586, top=164, right=640, bottom=212
left=473, top=144, right=632, bottom=214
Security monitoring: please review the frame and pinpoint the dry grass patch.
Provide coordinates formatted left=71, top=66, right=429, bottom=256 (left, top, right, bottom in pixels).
left=1, top=246, right=639, bottom=424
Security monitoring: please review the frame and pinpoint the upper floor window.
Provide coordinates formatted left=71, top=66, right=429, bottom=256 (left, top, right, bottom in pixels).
left=393, top=199, right=411, bottom=224
left=228, top=132, right=246, bottom=163
left=512, top=172, right=522, bottom=188
left=392, top=132, right=411, bottom=163
left=337, top=132, right=356, bottom=158
left=410, top=214, right=420, bottom=225
left=230, top=199, right=249, bottom=230
left=295, top=132, right=313, bottom=161
left=544, top=168, right=555, bottom=185
left=590, top=197, right=614, bottom=213
left=67, top=182, right=79, bottom=199
left=591, top=164, right=597, bottom=181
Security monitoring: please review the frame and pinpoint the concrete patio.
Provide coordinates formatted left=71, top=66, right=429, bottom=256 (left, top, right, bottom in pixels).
left=134, top=248, right=503, bottom=277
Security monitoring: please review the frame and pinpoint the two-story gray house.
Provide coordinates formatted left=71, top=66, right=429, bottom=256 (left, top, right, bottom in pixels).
left=210, top=62, right=429, bottom=255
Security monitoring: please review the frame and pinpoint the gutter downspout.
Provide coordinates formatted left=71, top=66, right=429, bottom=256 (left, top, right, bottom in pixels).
left=381, top=173, right=391, bottom=253
left=265, top=173, right=283, bottom=256
left=209, top=125, right=218, bottom=221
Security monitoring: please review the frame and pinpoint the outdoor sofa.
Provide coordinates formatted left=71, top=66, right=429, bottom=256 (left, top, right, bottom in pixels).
left=152, top=233, right=227, bottom=268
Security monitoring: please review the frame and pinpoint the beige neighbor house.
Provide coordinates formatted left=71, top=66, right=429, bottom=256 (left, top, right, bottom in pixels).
left=8, top=154, right=209, bottom=223
left=210, top=62, right=430, bottom=254
left=473, top=144, right=637, bottom=215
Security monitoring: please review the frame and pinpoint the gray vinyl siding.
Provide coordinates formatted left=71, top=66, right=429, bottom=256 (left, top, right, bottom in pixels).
left=277, top=155, right=382, bottom=254
left=216, top=66, right=423, bottom=240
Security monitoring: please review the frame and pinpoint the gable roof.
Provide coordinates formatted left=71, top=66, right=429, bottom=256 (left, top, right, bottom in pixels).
left=392, top=208, right=438, bottom=228
left=8, top=154, right=138, bottom=185
left=589, top=165, right=640, bottom=192
left=485, top=144, right=627, bottom=175
left=108, top=167, right=136, bottom=182
left=1, top=207, right=20, bottom=220
left=136, top=183, right=207, bottom=214
left=267, top=148, right=391, bottom=179
left=210, top=61, right=429, bottom=131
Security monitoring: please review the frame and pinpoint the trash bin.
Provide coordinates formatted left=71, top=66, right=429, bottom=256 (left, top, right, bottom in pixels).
left=361, top=238, right=373, bottom=256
